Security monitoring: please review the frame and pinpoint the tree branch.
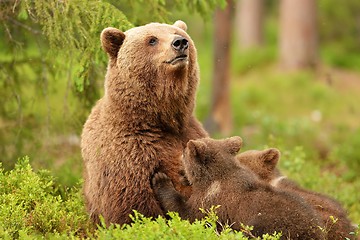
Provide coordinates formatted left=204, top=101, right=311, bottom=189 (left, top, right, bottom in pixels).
left=8, top=17, right=41, bottom=35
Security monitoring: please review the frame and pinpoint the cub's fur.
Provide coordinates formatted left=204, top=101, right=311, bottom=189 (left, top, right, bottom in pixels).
left=152, top=137, right=323, bottom=239
left=237, top=148, right=356, bottom=240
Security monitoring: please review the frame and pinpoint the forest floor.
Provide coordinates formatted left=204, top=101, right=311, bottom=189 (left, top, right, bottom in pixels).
left=317, top=66, right=360, bottom=93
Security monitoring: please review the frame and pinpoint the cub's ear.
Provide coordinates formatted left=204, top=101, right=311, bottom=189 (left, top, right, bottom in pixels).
left=173, top=20, right=187, bottom=32
left=101, top=27, right=125, bottom=59
left=187, top=140, right=207, bottom=163
left=261, top=148, right=280, bottom=170
left=224, top=136, right=243, bottom=155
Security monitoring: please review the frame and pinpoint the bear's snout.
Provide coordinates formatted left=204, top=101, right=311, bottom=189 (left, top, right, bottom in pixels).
left=172, top=36, right=188, bottom=52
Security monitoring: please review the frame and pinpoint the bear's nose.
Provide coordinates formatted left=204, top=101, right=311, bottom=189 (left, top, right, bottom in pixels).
left=172, top=37, right=188, bottom=52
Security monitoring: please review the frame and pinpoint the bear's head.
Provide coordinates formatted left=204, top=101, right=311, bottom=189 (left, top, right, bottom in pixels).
left=182, top=137, right=243, bottom=186
left=100, top=20, right=198, bottom=104
left=236, top=148, right=281, bottom=182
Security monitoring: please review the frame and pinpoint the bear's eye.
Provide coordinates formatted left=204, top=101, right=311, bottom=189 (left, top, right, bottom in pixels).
left=148, top=37, right=158, bottom=46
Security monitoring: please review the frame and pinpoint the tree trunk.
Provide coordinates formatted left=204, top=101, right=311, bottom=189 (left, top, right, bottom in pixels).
left=236, top=0, right=264, bottom=49
left=206, top=0, right=234, bottom=136
left=279, top=0, right=318, bottom=70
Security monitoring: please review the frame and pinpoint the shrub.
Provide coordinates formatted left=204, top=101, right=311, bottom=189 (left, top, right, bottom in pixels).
left=2, top=157, right=356, bottom=239
left=0, top=157, right=283, bottom=239
left=96, top=209, right=281, bottom=240
left=0, top=157, right=90, bottom=239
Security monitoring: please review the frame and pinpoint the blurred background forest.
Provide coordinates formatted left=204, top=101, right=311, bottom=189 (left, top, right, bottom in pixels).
left=1, top=0, right=360, bottom=224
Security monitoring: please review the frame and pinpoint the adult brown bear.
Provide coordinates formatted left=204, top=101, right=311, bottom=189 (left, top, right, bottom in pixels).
left=81, top=20, right=207, bottom=225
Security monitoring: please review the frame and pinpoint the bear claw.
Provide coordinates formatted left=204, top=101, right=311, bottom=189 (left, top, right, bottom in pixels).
left=152, top=172, right=173, bottom=188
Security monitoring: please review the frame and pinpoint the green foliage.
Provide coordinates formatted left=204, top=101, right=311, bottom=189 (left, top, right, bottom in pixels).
left=174, top=0, right=227, bottom=19
left=97, top=211, right=218, bottom=239
left=321, top=45, right=360, bottom=71
left=0, top=158, right=282, bottom=239
left=16, top=0, right=225, bottom=93
left=221, top=71, right=325, bottom=157
left=0, top=0, right=226, bottom=171
left=109, top=0, right=226, bottom=25
left=96, top=208, right=280, bottom=240
left=237, top=223, right=281, bottom=240
left=0, top=157, right=90, bottom=239
left=21, top=0, right=132, bottom=93
left=332, top=128, right=360, bottom=179
left=231, top=47, right=276, bottom=75
left=318, top=0, right=360, bottom=70
left=278, top=146, right=320, bottom=190
left=319, top=0, right=360, bottom=52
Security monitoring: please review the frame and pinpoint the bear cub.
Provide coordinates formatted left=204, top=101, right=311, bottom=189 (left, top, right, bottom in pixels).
left=237, top=149, right=356, bottom=240
left=152, top=137, right=323, bottom=239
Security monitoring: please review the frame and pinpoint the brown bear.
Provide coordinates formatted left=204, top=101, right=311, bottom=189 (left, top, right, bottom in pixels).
left=237, top=148, right=356, bottom=240
left=152, top=137, right=323, bottom=239
left=81, top=20, right=208, bottom=225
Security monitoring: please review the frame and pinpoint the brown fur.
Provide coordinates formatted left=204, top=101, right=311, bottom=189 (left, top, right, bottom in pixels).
left=81, top=20, right=208, bottom=225
left=237, top=149, right=356, bottom=240
left=152, top=137, right=323, bottom=239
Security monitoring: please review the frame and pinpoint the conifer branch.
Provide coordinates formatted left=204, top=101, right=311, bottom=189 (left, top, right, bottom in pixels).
left=7, top=17, right=41, bottom=34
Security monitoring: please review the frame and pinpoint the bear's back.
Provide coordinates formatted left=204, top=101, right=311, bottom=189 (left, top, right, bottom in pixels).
left=187, top=168, right=323, bottom=239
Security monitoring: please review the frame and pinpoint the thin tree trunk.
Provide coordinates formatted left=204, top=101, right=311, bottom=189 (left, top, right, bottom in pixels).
left=279, top=0, right=318, bottom=70
left=236, top=0, right=264, bottom=49
left=206, top=0, right=234, bottom=136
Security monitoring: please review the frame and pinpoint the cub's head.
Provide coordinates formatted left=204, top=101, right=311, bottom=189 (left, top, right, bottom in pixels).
left=101, top=20, right=198, bottom=100
left=236, top=148, right=281, bottom=182
left=183, top=137, right=243, bottom=186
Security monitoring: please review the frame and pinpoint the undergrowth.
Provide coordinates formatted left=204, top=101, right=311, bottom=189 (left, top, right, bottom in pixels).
left=1, top=156, right=358, bottom=239
left=0, top=157, right=285, bottom=239
left=0, top=157, right=90, bottom=239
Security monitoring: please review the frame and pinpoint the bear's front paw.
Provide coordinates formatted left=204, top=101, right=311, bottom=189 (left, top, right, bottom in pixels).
left=152, top=172, right=173, bottom=190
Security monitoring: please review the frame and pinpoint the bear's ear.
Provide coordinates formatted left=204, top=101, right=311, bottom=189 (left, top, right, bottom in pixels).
left=261, top=148, right=280, bottom=170
left=101, top=27, right=125, bottom=59
left=187, top=140, right=207, bottom=163
left=173, top=20, right=187, bottom=32
left=224, top=136, right=243, bottom=155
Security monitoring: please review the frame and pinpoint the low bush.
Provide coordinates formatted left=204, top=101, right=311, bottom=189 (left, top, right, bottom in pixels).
left=0, top=158, right=284, bottom=239
left=0, top=157, right=90, bottom=239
